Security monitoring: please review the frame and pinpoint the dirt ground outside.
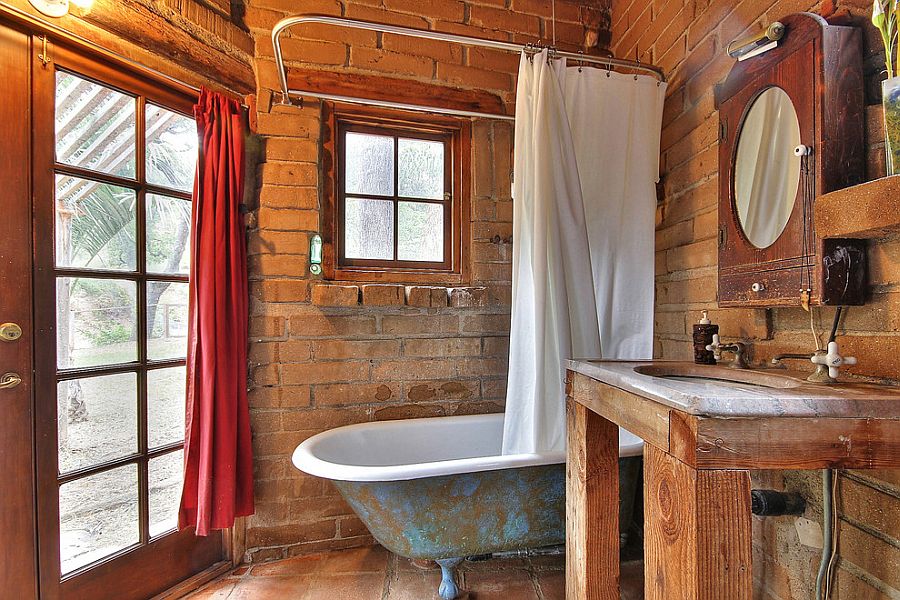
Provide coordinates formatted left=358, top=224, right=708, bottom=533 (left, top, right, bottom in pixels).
left=58, top=338, right=186, bottom=574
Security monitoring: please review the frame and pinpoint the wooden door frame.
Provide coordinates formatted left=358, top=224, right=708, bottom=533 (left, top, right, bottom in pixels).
left=0, top=20, right=40, bottom=599
left=26, top=26, right=231, bottom=600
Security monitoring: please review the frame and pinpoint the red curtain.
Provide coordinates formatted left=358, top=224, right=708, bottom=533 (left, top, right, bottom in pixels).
left=179, top=89, right=254, bottom=535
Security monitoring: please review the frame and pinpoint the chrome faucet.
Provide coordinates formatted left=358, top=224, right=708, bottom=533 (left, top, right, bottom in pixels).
left=706, top=335, right=750, bottom=369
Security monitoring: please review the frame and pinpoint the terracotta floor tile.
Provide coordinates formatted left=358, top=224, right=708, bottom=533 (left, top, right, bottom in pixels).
left=248, top=554, right=323, bottom=578
left=186, top=578, right=239, bottom=599
left=460, top=567, right=540, bottom=600
left=229, top=575, right=314, bottom=598
left=302, top=572, right=386, bottom=599
left=527, top=553, right=566, bottom=571
left=396, top=556, right=440, bottom=573
left=316, top=545, right=390, bottom=574
left=385, top=568, right=445, bottom=600
left=535, top=569, right=565, bottom=600
left=183, top=546, right=645, bottom=600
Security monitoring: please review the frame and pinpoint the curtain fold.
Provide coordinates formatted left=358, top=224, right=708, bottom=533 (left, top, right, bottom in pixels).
left=502, top=51, right=601, bottom=455
left=179, top=89, right=254, bottom=536
left=502, top=55, right=666, bottom=455
left=565, top=69, right=667, bottom=360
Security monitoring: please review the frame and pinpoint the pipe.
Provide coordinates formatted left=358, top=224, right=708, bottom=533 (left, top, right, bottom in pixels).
left=271, top=14, right=666, bottom=114
left=828, top=307, right=843, bottom=345
left=815, top=469, right=834, bottom=599
left=750, top=490, right=806, bottom=516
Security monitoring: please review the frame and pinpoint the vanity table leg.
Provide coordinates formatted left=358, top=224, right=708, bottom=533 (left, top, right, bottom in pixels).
left=566, top=399, right=619, bottom=600
left=643, top=444, right=753, bottom=600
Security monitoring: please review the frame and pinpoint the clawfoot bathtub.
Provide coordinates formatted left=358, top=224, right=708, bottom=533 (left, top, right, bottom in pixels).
left=292, top=413, right=642, bottom=599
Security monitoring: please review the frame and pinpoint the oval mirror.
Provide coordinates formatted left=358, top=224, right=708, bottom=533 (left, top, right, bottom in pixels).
left=733, top=87, right=802, bottom=249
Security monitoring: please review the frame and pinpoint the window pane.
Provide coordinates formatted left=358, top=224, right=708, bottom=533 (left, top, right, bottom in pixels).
left=146, top=104, right=197, bottom=192
left=59, top=464, right=139, bottom=574
left=148, top=367, right=186, bottom=449
left=57, top=278, right=137, bottom=369
left=344, top=198, right=394, bottom=260
left=148, top=282, right=188, bottom=361
left=344, top=132, right=394, bottom=196
left=398, top=202, right=444, bottom=262
left=149, top=450, right=184, bottom=538
left=398, top=138, right=445, bottom=200
left=55, top=71, right=136, bottom=178
left=147, top=194, right=191, bottom=274
left=57, top=373, right=137, bottom=474
left=55, top=175, right=137, bottom=271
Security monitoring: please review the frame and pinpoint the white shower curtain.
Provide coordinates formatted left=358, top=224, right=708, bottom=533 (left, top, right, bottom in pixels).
left=502, top=53, right=666, bottom=455
left=566, top=70, right=666, bottom=360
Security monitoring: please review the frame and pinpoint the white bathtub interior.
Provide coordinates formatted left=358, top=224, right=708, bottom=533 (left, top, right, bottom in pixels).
left=293, top=413, right=643, bottom=482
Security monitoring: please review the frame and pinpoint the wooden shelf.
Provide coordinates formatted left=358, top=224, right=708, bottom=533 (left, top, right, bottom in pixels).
left=816, top=175, right=900, bottom=239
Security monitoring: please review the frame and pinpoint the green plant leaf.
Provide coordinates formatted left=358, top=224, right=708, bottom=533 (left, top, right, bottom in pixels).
left=875, top=0, right=886, bottom=29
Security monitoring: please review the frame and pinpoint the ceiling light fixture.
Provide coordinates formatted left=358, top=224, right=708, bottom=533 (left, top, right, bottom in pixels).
left=28, top=0, right=69, bottom=17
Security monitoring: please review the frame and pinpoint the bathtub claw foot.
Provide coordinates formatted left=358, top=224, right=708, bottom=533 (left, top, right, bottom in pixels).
left=436, top=557, right=463, bottom=599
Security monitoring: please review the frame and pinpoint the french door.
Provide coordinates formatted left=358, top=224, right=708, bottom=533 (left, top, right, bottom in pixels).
left=22, top=30, right=225, bottom=599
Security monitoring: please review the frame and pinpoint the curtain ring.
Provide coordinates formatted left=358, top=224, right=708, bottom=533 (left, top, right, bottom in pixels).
left=577, top=50, right=584, bottom=72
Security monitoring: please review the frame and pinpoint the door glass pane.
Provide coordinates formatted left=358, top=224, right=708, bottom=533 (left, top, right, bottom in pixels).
left=148, top=282, right=188, bottom=361
left=398, top=138, right=445, bottom=200
left=55, top=176, right=137, bottom=271
left=149, top=450, right=184, bottom=538
left=57, top=278, right=137, bottom=369
left=344, top=132, right=394, bottom=196
left=57, top=373, right=137, bottom=473
left=59, top=464, right=139, bottom=574
left=344, top=198, right=394, bottom=260
left=146, top=194, right=191, bottom=274
left=398, top=202, right=444, bottom=262
left=146, top=104, right=197, bottom=193
left=55, top=71, right=136, bottom=178
left=148, top=367, right=186, bottom=449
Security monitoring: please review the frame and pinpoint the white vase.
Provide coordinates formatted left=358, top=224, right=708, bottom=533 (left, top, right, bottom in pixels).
left=884, top=76, right=900, bottom=176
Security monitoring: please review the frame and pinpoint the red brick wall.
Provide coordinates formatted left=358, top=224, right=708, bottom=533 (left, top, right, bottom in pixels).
left=243, top=0, right=611, bottom=561
left=611, top=1, right=900, bottom=598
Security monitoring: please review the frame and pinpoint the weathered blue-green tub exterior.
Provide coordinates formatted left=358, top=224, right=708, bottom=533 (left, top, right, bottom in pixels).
left=334, top=464, right=566, bottom=560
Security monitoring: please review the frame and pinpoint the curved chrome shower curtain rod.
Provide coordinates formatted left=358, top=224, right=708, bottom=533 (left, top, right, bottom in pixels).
left=272, top=14, right=666, bottom=121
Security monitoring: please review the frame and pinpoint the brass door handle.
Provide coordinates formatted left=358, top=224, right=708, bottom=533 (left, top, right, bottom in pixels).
left=0, top=372, right=22, bottom=390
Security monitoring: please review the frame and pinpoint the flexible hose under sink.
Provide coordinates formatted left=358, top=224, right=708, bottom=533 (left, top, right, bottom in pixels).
left=815, top=307, right=844, bottom=600
left=814, top=469, right=833, bottom=599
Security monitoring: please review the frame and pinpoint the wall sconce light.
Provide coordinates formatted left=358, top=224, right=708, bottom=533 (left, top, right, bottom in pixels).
left=727, top=22, right=785, bottom=61
left=29, top=0, right=93, bottom=17
left=309, top=234, right=323, bottom=275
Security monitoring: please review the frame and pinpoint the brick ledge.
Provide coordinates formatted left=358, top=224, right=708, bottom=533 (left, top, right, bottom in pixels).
left=310, top=283, right=489, bottom=309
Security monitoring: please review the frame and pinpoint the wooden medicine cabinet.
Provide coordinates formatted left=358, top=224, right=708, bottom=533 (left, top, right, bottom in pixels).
left=715, top=12, right=868, bottom=307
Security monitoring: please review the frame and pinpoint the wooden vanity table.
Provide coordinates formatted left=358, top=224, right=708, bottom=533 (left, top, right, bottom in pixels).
left=564, top=360, right=900, bottom=600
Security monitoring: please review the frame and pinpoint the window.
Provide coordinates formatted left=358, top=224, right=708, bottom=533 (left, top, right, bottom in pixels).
left=52, top=69, right=195, bottom=574
left=323, top=106, right=471, bottom=283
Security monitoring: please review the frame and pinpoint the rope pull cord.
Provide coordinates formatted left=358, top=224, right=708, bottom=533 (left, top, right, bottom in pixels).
left=797, top=144, right=814, bottom=310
